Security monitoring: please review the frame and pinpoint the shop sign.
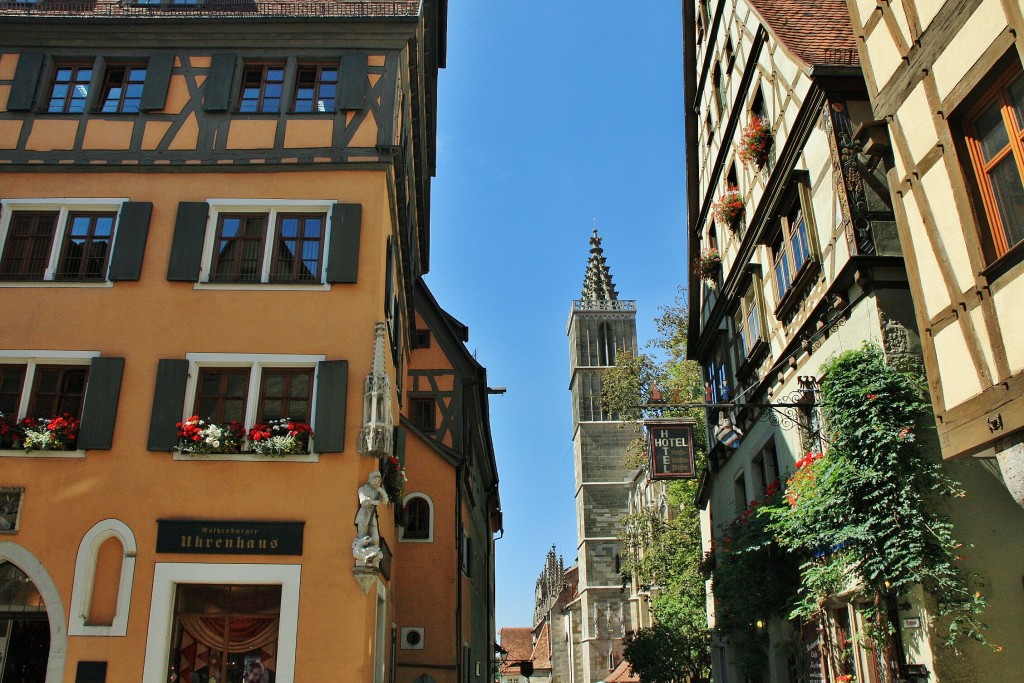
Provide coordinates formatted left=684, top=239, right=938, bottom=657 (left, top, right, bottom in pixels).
left=645, top=419, right=697, bottom=479
left=802, top=620, right=825, bottom=682
left=156, top=520, right=304, bottom=555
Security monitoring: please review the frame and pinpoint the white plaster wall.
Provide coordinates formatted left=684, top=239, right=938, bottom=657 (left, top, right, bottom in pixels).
left=931, top=0, right=1006, bottom=101
left=864, top=18, right=905, bottom=90
left=889, top=0, right=913, bottom=45
left=933, top=324, right=984, bottom=407
left=902, top=187, right=949, bottom=319
left=991, top=269, right=1024, bottom=374
left=919, top=163, right=976, bottom=294
left=897, top=82, right=937, bottom=169
left=969, top=306, right=997, bottom=383
left=915, top=0, right=944, bottom=30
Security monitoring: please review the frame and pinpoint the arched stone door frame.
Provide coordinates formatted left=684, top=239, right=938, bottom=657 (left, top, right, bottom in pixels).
left=0, top=541, right=68, bottom=683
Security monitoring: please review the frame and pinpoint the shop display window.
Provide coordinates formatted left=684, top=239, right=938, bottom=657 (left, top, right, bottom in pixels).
left=169, top=584, right=280, bottom=683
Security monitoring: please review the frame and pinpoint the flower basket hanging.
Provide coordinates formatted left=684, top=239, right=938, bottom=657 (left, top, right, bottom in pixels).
left=694, top=247, right=723, bottom=281
left=711, top=188, right=744, bottom=230
left=737, top=115, right=772, bottom=168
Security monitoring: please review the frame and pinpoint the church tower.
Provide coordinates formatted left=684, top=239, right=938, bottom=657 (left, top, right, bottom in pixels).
left=566, top=230, right=638, bottom=681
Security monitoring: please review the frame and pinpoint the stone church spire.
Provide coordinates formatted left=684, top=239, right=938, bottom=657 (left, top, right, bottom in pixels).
left=581, top=229, right=619, bottom=302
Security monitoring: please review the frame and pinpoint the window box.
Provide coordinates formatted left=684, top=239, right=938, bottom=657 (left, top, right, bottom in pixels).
left=149, top=355, right=348, bottom=455
left=694, top=247, right=722, bottom=282
left=737, top=115, right=772, bottom=169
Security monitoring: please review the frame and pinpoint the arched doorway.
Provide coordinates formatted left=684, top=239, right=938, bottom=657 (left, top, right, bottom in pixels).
left=0, top=561, right=49, bottom=682
left=0, top=543, right=66, bottom=683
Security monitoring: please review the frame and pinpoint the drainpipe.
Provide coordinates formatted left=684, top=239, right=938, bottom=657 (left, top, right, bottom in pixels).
left=456, top=460, right=465, bottom=682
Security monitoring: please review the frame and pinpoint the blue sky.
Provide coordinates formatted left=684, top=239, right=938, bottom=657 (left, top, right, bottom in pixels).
left=423, top=2, right=686, bottom=629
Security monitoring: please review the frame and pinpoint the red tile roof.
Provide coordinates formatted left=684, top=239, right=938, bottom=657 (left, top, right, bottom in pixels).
left=604, top=659, right=640, bottom=683
left=530, top=623, right=552, bottom=670
left=498, top=627, right=534, bottom=676
left=0, top=0, right=421, bottom=19
left=747, top=0, right=859, bottom=68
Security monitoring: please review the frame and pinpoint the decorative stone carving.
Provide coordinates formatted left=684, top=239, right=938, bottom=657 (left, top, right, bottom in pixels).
left=358, top=322, right=394, bottom=457
left=353, top=471, right=389, bottom=568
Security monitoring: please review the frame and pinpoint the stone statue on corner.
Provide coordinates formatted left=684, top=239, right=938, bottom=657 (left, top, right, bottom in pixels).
left=353, top=470, right=389, bottom=567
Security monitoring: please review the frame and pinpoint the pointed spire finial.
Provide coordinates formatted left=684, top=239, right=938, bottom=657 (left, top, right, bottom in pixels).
left=581, top=228, right=619, bottom=301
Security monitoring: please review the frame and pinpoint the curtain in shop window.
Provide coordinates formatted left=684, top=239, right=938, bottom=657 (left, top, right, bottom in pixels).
left=180, top=615, right=279, bottom=653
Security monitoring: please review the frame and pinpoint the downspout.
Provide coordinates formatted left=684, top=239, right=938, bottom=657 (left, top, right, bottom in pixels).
left=455, top=460, right=465, bottom=682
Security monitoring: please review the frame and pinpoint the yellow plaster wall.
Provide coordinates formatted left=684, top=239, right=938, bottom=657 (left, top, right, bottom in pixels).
left=167, top=112, right=199, bottom=150
left=82, top=120, right=135, bottom=150
left=141, top=121, right=172, bottom=151
left=227, top=119, right=277, bottom=149
left=0, top=167, right=399, bottom=683
left=25, top=119, right=79, bottom=151
left=0, top=53, right=17, bottom=80
left=350, top=112, right=380, bottom=148
left=163, top=75, right=193, bottom=115
left=284, top=119, right=333, bottom=149
left=0, top=119, right=22, bottom=149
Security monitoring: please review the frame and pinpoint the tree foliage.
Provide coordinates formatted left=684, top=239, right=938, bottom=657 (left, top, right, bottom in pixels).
left=767, top=343, right=990, bottom=650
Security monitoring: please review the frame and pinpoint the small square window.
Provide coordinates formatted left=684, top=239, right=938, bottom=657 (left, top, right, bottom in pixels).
left=410, top=397, right=435, bottom=433
left=99, top=64, right=147, bottom=113
left=239, top=63, right=285, bottom=113
left=47, top=64, right=92, bottom=113
left=293, top=64, right=338, bottom=113
left=412, top=330, right=431, bottom=349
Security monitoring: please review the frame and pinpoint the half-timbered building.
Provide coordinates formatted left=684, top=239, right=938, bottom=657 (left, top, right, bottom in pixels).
left=685, top=1, right=1023, bottom=681
left=0, top=2, right=502, bottom=682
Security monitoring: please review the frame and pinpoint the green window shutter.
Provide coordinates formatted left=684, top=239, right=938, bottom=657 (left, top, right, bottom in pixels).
left=314, top=360, right=348, bottom=453
left=393, top=425, right=406, bottom=466
left=166, top=201, right=209, bottom=281
left=148, top=359, right=189, bottom=451
left=7, top=51, right=44, bottom=112
left=140, top=54, right=174, bottom=111
left=325, top=203, right=362, bottom=284
left=203, top=53, right=237, bottom=112
left=77, top=357, right=125, bottom=450
left=108, top=202, right=153, bottom=281
left=337, top=52, right=367, bottom=111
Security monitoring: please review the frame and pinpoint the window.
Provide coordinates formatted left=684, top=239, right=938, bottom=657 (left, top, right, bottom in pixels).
left=401, top=495, right=432, bottom=541
left=410, top=397, right=435, bottom=433
left=712, top=63, right=725, bottom=116
left=99, top=64, right=146, bottom=113
left=168, top=584, right=280, bottom=683
left=193, top=365, right=313, bottom=425
left=412, top=330, right=431, bottom=349
left=171, top=202, right=341, bottom=287
left=733, top=471, right=747, bottom=516
left=725, top=37, right=735, bottom=71
left=56, top=213, right=117, bottom=281
left=734, top=280, right=764, bottom=360
left=212, top=214, right=267, bottom=282
left=239, top=63, right=285, bottom=113
left=771, top=204, right=811, bottom=297
left=209, top=211, right=326, bottom=284
left=961, top=62, right=1024, bottom=258
left=47, top=63, right=92, bottom=113
left=0, top=200, right=148, bottom=284
left=0, top=352, right=124, bottom=454
left=293, top=63, right=338, bottom=113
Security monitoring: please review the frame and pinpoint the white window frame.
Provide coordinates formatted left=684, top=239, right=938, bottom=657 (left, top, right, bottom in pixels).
left=0, top=198, right=126, bottom=287
left=196, top=199, right=335, bottom=290
left=176, top=352, right=324, bottom=461
left=399, top=493, right=434, bottom=543
left=69, top=518, right=137, bottom=636
left=0, top=349, right=100, bottom=459
left=141, top=562, right=301, bottom=683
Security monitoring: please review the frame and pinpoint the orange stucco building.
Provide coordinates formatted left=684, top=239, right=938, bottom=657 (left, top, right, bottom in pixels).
left=0, top=2, right=501, bottom=682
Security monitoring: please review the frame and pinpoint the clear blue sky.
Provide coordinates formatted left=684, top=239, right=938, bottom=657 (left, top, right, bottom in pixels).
left=423, top=2, right=686, bottom=630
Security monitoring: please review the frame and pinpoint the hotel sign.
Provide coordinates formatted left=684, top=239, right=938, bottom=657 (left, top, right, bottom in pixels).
left=645, top=419, right=697, bottom=480
left=156, top=520, right=304, bottom=556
